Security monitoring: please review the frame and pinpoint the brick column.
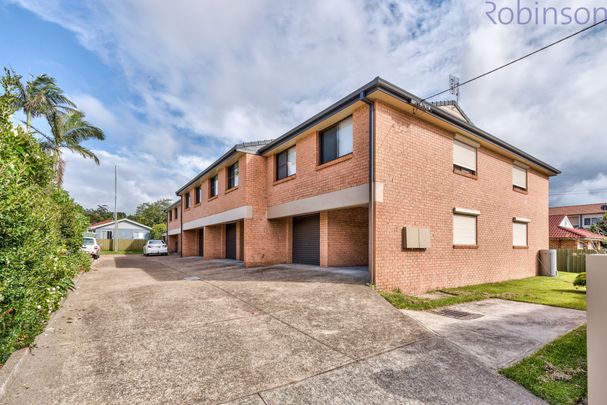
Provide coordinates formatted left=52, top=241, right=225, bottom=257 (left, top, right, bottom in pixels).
left=320, top=211, right=328, bottom=267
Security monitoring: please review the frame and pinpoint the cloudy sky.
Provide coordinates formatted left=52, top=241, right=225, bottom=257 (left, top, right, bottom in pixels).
left=1, top=0, right=606, bottom=212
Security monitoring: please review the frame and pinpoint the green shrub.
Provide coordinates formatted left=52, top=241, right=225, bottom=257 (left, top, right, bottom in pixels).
left=573, top=273, right=586, bottom=287
left=151, top=223, right=167, bottom=240
left=0, top=94, right=91, bottom=364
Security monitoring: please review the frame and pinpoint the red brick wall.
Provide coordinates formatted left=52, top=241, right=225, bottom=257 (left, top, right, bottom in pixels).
left=266, top=106, right=369, bottom=207
left=327, top=208, right=368, bottom=266
left=167, top=206, right=180, bottom=231
left=182, top=230, right=197, bottom=256
left=167, top=235, right=179, bottom=253
left=204, top=225, right=224, bottom=259
left=373, top=101, right=549, bottom=294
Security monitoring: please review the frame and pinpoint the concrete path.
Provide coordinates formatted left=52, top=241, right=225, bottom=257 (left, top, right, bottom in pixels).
left=2, top=256, right=542, bottom=404
left=403, top=299, right=586, bottom=369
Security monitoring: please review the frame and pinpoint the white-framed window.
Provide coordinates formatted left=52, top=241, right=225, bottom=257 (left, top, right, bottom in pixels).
left=133, top=231, right=144, bottom=239
left=512, top=217, right=530, bottom=247
left=453, top=208, right=480, bottom=246
left=320, top=116, right=353, bottom=164
left=513, top=164, right=528, bottom=191
left=453, top=139, right=477, bottom=175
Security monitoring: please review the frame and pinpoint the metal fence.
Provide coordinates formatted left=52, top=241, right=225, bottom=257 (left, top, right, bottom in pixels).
left=98, top=239, right=147, bottom=252
left=556, top=249, right=598, bottom=273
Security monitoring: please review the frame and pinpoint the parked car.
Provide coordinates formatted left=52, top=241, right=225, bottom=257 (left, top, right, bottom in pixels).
left=82, top=237, right=100, bottom=259
left=143, top=240, right=168, bottom=256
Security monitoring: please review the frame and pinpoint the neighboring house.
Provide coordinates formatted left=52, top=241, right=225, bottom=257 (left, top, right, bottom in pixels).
left=549, top=215, right=604, bottom=250
left=166, top=200, right=181, bottom=253
left=169, top=77, right=559, bottom=294
left=89, top=218, right=151, bottom=240
left=549, top=202, right=607, bottom=229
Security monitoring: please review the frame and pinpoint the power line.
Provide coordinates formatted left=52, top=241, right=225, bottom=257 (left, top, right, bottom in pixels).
left=420, top=18, right=607, bottom=104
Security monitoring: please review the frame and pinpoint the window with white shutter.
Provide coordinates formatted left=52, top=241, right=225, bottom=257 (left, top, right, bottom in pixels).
left=453, top=209, right=479, bottom=246
left=453, top=139, right=477, bottom=175
left=512, top=218, right=529, bottom=247
left=513, top=164, right=527, bottom=191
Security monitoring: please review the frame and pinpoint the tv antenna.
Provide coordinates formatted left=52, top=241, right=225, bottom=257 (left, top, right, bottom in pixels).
left=449, top=74, right=460, bottom=103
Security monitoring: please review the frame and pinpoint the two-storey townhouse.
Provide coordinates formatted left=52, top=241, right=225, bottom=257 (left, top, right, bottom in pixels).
left=170, top=77, right=560, bottom=294
left=166, top=200, right=181, bottom=253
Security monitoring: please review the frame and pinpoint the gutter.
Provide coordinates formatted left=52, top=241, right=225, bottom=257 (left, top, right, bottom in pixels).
left=359, top=92, right=375, bottom=285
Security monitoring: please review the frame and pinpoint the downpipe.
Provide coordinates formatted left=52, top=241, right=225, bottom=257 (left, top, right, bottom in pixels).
left=359, top=92, right=375, bottom=285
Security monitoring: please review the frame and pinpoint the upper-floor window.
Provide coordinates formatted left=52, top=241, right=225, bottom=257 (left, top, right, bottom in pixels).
left=169, top=210, right=173, bottom=221
left=195, top=185, right=202, bottom=204
left=184, top=192, right=190, bottom=209
left=320, top=116, right=353, bottom=165
left=513, top=164, right=527, bottom=191
left=583, top=216, right=602, bottom=227
left=453, top=139, right=477, bottom=176
left=276, top=146, right=296, bottom=181
left=210, top=175, right=219, bottom=197
left=174, top=207, right=178, bottom=219
left=227, top=162, right=239, bottom=189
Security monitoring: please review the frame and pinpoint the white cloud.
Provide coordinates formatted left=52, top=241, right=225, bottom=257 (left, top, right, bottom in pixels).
left=11, top=0, right=607, bottom=208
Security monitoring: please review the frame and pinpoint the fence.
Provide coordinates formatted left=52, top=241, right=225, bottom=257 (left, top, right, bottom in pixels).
left=98, top=239, right=147, bottom=252
left=556, top=249, right=597, bottom=273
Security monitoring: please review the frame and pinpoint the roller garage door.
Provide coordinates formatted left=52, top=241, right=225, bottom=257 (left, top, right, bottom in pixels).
left=225, top=223, right=236, bottom=260
left=292, top=214, right=320, bottom=265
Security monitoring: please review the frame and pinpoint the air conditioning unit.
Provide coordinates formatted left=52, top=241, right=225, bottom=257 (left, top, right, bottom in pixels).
left=539, top=249, right=557, bottom=277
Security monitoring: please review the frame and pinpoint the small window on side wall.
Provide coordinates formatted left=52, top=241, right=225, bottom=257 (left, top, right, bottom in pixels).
left=512, top=218, right=530, bottom=247
left=209, top=175, right=219, bottom=197
left=227, top=162, right=239, bottom=189
left=453, top=139, right=477, bottom=176
left=453, top=208, right=480, bottom=247
left=195, top=186, right=202, bottom=204
left=185, top=192, right=190, bottom=209
left=513, top=164, right=528, bottom=191
left=320, top=116, right=353, bottom=165
left=169, top=210, right=172, bottom=221
left=276, top=146, right=296, bottom=181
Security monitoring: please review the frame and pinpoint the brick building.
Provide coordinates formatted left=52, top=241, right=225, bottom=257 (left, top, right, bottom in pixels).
left=168, top=77, right=560, bottom=294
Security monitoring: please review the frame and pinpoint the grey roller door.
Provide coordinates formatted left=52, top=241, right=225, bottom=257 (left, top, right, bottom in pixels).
left=226, top=223, right=236, bottom=260
left=292, top=214, right=320, bottom=265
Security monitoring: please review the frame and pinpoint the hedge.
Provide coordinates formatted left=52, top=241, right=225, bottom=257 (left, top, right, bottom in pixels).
left=0, top=93, right=91, bottom=364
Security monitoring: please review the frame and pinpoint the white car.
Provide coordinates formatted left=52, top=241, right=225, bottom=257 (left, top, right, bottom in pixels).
left=82, top=237, right=100, bottom=259
left=144, top=240, right=168, bottom=256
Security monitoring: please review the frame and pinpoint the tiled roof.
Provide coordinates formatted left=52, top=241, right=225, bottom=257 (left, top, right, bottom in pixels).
left=549, top=215, right=604, bottom=240
left=549, top=203, right=607, bottom=216
left=89, top=218, right=113, bottom=228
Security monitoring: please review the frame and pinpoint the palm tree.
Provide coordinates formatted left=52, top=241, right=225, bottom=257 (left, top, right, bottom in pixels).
left=3, top=68, right=75, bottom=129
left=42, top=110, right=105, bottom=185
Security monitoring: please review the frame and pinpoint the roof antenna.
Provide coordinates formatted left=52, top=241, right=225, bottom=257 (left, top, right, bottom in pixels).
left=449, top=74, right=460, bottom=103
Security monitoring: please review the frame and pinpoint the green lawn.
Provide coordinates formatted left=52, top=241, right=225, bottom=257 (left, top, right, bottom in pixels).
left=380, top=272, right=586, bottom=311
left=100, top=250, right=143, bottom=255
left=501, top=325, right=587, bottom=405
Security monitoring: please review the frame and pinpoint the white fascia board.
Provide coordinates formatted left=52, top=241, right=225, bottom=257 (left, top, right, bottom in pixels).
left=167, top=227, right=181, bottom=235
left=182, top=205, right=253, bottom=230
left=267, top=184, right=368, bottom=219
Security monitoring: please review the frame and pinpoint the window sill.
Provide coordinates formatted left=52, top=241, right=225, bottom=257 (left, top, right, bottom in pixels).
left=453, top=167, right=478, bottom=180
left=184, top=208, right=190, bottom=211
left=225, top=186, right=239, bottom=194
left=453, top=245, right=479, bottom=249
left=194, top=202, right=201, bottom=207
left=316, top=153, right=353, bottom=171
left=207, top=195, right=218, bottom=202
left=273, top=174, right=296, bottom=186
left=513, top=246, right=529, bottom=249
left=513, top=187, right=528, bottom=195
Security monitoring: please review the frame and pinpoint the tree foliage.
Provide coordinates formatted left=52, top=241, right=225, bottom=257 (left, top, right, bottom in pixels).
left=0, top=87, right=91, bottom=364
left=132, top=198, right=173, bottom=227
left=151, top=223, right=167, bottom=240
left=83, top=204, right=127, bottom=225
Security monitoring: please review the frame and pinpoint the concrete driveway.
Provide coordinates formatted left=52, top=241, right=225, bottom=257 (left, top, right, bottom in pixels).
left=2, top=255, right=541, bottom=404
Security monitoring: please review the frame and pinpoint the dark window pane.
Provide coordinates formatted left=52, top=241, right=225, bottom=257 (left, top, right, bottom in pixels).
left=321, top=126, right=337, bottom=164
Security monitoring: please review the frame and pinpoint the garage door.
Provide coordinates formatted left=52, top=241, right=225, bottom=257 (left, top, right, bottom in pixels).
left=225, top=223, right=236, bottom=260
left=292, top=214, right=320, bottom=265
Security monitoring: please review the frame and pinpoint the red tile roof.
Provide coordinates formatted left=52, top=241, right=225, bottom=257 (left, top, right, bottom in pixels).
left=549, top=215, right=604, bottom=240
left=89, top=218, right=114, bottom=228
left=549, top=203, right=607, bottom=216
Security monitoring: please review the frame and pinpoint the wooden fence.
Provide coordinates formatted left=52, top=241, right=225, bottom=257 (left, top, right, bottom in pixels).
left=98, top=239, right=147, bottom=252
left=556, top=249, right=597, bottom=273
